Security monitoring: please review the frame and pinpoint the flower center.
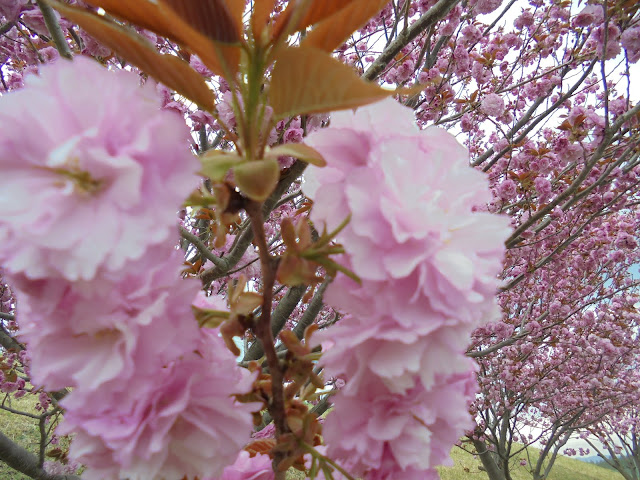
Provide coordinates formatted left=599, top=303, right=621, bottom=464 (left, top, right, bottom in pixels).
left=36, top=159, right=104, bottom=195
left=52, top=166, right=104, bottom=194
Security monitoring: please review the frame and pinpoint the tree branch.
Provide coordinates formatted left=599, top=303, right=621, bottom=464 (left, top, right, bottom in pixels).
left=362, top=0, right=461, bottom=81
left=293, top=278, right=330, bottom=340
left=0, top=323, right=23, bottom=352
left=245, top=200, right=288, bottom=477
left=36, top=0, right=72, bottom=59
left=243, top=284, right=307, bottom=362
left=179, top=226, right=226, bottom=269
left=200, top=160, right=307, bottom=285
left=0, top=431, right=80, bottom=480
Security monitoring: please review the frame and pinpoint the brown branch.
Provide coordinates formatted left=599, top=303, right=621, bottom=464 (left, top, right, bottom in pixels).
left=245, top=200, right=288, bottom=477
left=200, top=161, right=307, bottom=286
left=362, top=0, right=461, bottom=81
left=0, top=431, right=79, bottom=480
left=505, top=101, right=640, bottom=248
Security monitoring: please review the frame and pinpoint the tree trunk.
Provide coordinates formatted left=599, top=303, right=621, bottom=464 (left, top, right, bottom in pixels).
left=0, top=431, right=80, bottom=480
left=473, top=438, right=508, bottom=480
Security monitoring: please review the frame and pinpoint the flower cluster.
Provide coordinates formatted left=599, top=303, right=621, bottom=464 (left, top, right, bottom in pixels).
left=304, top=99, right=510, bottom=479
left=0, top=57, right=198, bottom=281
left=0, top=58, right=256, bottom=480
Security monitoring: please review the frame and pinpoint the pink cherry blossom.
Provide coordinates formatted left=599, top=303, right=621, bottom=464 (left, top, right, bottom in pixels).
left=473, top=0, right=501, bottom=15
left=10, top=245, right=201, bottom=391
left=304, top=98, right=510, bottom=325
left=58, top=330, right=259, bottom=480
left=0, top=56, right=199, bottom=281
left=317, top=312, right=475, bottom=395
left=572, top=5, right=604, bottom=28
left=204, top=451, right=274, bottom=480
left=322, top=372, right=476, bottom=479
left=192, top=290, right=229, bottom=311
left=0, top=0, right=28, bottom=21
left=305, top=98, right=509, bottom=479
left=621, top=26, right=640, bottom=63
left=480, top=93, right=506, bottom=117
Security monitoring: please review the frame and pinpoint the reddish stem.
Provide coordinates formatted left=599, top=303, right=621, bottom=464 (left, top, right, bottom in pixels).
left=245, top=200, right=289, bottom=477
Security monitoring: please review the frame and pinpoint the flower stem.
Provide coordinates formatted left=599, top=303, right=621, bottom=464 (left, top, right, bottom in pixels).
left=245, top=200, right=289, bottom=474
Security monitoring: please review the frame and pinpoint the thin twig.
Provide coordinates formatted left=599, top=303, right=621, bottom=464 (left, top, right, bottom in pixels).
left=36, top=0, right=72, bottom=59
left=363, top=0, right=461, bottom=81
left=179, top=226, right=226, bottom=269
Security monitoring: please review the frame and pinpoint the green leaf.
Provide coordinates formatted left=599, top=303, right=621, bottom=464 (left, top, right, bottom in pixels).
left=233, top=158, right=280, bottom=201
left=199, top=150, right=243, bottom=182
left=266, top=143, right=326, bottom=167
left=192, top=306, right=230, bottom=329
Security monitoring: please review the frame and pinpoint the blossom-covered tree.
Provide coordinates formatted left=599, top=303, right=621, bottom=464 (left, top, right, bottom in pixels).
left=582, top=405, right=640, bottom=480
left=0, top=1, right=638, bottom=480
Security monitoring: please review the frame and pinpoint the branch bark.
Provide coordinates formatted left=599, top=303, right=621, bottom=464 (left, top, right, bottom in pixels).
left=472, top=438, right=507, bottom=480
left=245, top=200, right=288, bottom=479
left=362, top=0, right=461, bottom=81
left=0, top=431, right=80, bottom=480
left=243, top=284, right=307, bottom=362
left=37, top=0, right=72, bottom=59
left=200, top=160, right=307, bottom=286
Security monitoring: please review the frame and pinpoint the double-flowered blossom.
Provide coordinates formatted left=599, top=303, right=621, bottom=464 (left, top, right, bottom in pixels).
left=204, top=451, right=274, bottom=480
left=0, top=58, right=256, bottom=480
left=0, top=56, right=199, bottom=281
left=303, top=98, right=510, bottom=478
left=322, top=372, right=478, bottom=480
left=304, top=98, right=509, bottom=328
left=58, top=330, right=259, bottom=480
left=10, top=246, right=201, bottom=391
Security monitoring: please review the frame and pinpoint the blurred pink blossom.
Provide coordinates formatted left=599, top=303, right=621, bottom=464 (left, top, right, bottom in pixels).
left=481, top=93, right=506, bottom=117
left=205, top=451, right=274, bottom=480
left=0, top=57, right=198, bottom=281
left=58, top=330, right=259, bottom=480
left=621, top=26, right=640, bottom=63
left=11, top=246, right=201, bottom=392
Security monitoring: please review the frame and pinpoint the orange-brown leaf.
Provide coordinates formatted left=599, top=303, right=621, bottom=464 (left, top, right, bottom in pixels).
left=302, top=0, right=388, bottom=52
left=79, top=0, right=239, bottom=78
left=233, top=291, right=263, bottom=316
left=162, top=0, right=241, bottom=44
left=245, top=439, right=276, bottom=457
left=272, top=0, right=357, bottom=41
left=270, top=46, right=394, bottom=118
left=251, top=0, right=278, bottom=42
left=81, top=0, right=174, bottom=39
left=280, top=217, right=299, bottom=251
left=49, top=1, right=215, bottom=110
left=296, top=0, right=358, bottom=30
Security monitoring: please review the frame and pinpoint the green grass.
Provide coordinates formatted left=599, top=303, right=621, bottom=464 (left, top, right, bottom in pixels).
left=0, top=400, right=624, bottom=480
left=0, top=393, right=43, bottom=480
left=286, top=443, right=625, bottom=480
left=437, top=444, right=624, bottom=480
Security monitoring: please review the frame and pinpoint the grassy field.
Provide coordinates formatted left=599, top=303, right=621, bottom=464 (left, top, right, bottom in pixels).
left=285, top=441, right=624, bottom=480
left=0, top=393, right=43, bottom=480
left=437, top=444, right=624, bottom=480
left=0, top=398, right=624, bottom=480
